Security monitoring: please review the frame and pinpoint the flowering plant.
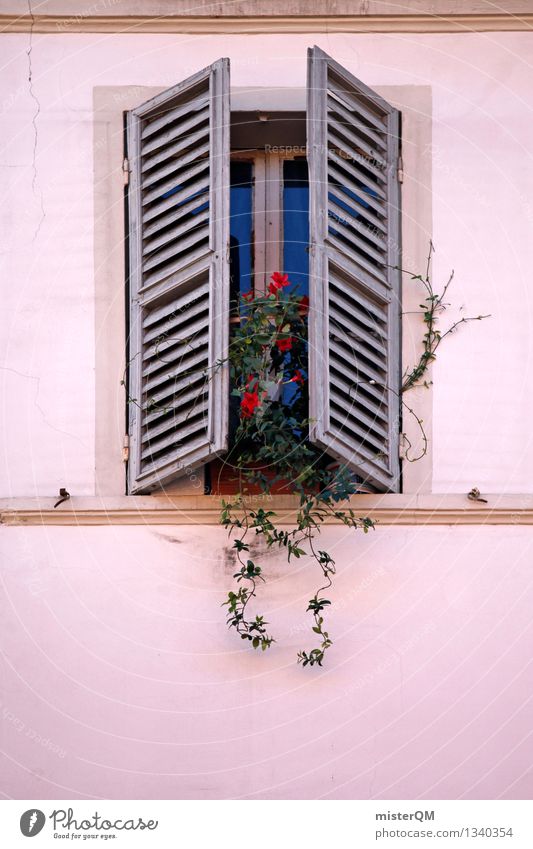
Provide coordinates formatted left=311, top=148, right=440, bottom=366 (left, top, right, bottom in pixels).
left=122, top=244, right=487, bottom=668
left=220, top=273, right=375, bottom=667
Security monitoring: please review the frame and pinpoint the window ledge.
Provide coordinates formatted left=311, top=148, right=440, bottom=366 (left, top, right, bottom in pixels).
left=1, top=494, right=533, bottom=526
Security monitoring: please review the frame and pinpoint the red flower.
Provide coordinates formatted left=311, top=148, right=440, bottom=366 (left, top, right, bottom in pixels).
left=242, top=290, right=254, bottom=301
left=240, top=390, right=260, bottom=419
left=298, top=295, right=309, bottom=315
left=290, top=369, right=304, bottom=385
left=275, top=337, right=293, bottom=352
left=268, top=272, right=290, bottom=296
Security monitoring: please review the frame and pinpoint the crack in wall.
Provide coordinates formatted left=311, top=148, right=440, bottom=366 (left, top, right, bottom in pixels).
left=0, top=366, right=87, bottom=447
left=26, top=0, right=45, bottom=242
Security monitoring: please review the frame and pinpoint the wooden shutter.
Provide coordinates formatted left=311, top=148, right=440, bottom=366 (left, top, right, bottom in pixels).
left=126, top=59, right=230, bottom=493
left=307, top=47, right=401, bottom=492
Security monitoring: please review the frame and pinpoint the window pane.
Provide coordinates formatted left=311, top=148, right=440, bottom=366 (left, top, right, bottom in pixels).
left=282, top=159, right=309, bottom=407
left=283, top=159, right=309, bottom=297
left=230, top=161, right=253, bottom=302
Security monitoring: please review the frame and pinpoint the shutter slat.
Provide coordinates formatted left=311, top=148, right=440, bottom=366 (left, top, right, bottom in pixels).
left=328, top=89, right=387, bottom=151
left=141, top=95, right=209, bottom=140
left=330, top=276, right=389, bottom=326
left=328, top=222, right=386, bottom=274
left=329, top=302, right=388, bottom=359
left=307, top=46, right=401, bottom=493
left=328, top=71, right=388, bottom=133
left=142, top=124, right=209, bottom=174
left=141, top=236, right=210, bottom=290
left=143, top=334, right=209, bottom=392
left=142, top=176, right=209, bottom=225
left=328, top=140, right=387, bottom=200
left=143, top=301, right=208, bottom=345
left=138, top=436, right=209, bottom=480
left=327, top=201, right=387, bottom=263
left=144, top=300, right=209, bottom=346
left=142, top=142, right=210, bottom=190
left=328, top=122, right=387, bottom=183
left=143, top=312, right=210, bottom=369
left=329, top=336, right=386, bottom=387
left=327, top=102, right=387, bottom=171
left=143, top=191, right=210, bottom=241
left=142, top=208, right=210, bottom=261
left=146, top=350, right=209, bottom=409
left=141, top=389, right=209, bottom=443
left=143, top=281, right=209, bottom=328
left=127, top=58, right=230, bottom=493
left=143, top=330, right=210, bottom=381
left=142, top=382, right=208, bottom=431
left=142, top=158, right=209, bottom=206
left=141, top=105, right=210, bottom=156
left=329, top=370, right=388, bottom=422
left=328, top=184, right=386, bottom=234
left=142, top=229, right=210, bottom=279
left=329, top=400, right=388, bottom=457
left=140, top=402, right=209, bottom=461
left=330, top=391, right=388, bottom=440
left=328, top=233, right=387, bottom=286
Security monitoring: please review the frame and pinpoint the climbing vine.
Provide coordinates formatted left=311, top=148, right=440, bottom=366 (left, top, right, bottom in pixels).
left=400, top=243, right=489, bottom=392
left=398, top=243, right=489, bottom=461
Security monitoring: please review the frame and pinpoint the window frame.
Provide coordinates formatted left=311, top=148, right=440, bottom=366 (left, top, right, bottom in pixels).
left=91, top=81, right=432, bottom=498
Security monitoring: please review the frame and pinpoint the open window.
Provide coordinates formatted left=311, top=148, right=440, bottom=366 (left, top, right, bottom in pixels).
left=125, top=48, right=401, bottom=495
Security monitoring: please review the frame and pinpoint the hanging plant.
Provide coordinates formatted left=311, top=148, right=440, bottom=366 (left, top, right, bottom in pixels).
left=219, top=256, right=489, bottom=667
left=220, top=273, right=375, bottom=667
left=122, top=247, right=488, bottom=668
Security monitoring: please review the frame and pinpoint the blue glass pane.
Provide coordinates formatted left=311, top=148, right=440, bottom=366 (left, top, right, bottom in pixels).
left=230, top=161, right=253, bottom=301
left=282, top=159, right=309, bottom=298
left=282, top=160, right=309, bottom=406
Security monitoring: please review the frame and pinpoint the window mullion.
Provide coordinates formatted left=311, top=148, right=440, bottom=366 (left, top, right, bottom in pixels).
left=265, top=152, right=283, bottom=283
left=253, top=153, right=267, bottom=293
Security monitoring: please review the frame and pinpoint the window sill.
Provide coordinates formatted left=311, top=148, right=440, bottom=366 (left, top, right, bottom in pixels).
left=1, top=494, right=532, bottom=526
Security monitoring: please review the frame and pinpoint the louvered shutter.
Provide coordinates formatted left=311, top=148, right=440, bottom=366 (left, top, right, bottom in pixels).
left=126, top=59, right=230, bottom=494
left=307, top=47, right=401, bottom=492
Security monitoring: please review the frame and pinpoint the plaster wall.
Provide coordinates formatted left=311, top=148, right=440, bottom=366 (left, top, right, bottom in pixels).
left=1, top=29, right=533, bottom=801
left=1, top=32, right=533, bottom=496
left=1, top=522, right=532, bottom=799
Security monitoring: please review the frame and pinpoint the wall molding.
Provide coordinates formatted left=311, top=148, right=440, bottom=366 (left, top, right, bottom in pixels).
left=2, top=494, right=533, bottom=526
left=1, top=14, right=533, bottom=34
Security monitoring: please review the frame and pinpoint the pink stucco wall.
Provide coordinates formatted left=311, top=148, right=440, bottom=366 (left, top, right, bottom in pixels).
left=1, top=31, right=533, bottom=496
left=1, top=27, right=533, bottom=800
left=1, top=523, right=532, bottom=799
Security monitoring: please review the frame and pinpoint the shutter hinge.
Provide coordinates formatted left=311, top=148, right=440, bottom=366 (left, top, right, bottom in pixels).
left=397, top=156, right=404, bottom=184
left=399, top=431, right=408, bottom=460
left=122, top=157, right=130, bottom=186
left=122, top=434, right=130, bottom=463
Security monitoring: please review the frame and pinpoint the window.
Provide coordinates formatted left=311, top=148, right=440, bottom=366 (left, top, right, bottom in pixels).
left=229, top=150, right=309, bottom=300
left=125, top=47, right=401, bottom=495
